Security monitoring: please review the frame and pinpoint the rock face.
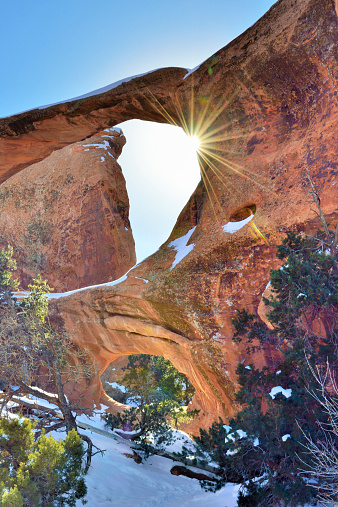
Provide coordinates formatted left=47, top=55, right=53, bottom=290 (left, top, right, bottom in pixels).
left=0, top=128, right=135, bottom=291
left=1, top=0, right=338, bottom=429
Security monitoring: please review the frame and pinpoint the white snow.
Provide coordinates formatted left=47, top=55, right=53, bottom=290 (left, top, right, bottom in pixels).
left=37, top=70, right=159, bottom=110
left=253, top=438, right=260, bottom=447
left=104, top=127, right=122, bottom=135
left=134, top=277, right=149, bottom=284
left=226, top=449, right=239, bottom=456
left=72, top=409, right=240, bottom=506
left=125, top=227, right=129, bottom=231
left=168, top=226, right=196, bottom=270
left=224, top=429, right=247, bottom=443
left=82, top=139, right=111, bottom=151
left=245, top=366, right=252, bottom=370
left=3, top=396, right=241, bottom=506
left=236, top=430, right=247, bottom=439
left=222, top=215, right=254, bottom=234
left=297, top=293, right=307, bottom=298
left=282, top=434, right=291, bottom=442
left=75, top=428, right=240, bottom=506
left=27, top=386, right=58, bottom=398
left=101, top=156, right=105, bottom=162
left=269, top=386, right=292, bottom=400
left=0, top=71, right=160, bottom=119
left=276, top=370, right=281, bottom=375
left=105, top=382, right=127, bottom=393
left=183, top=63, right=203, bottom=80
left=46, top=272, right=129, bottom=299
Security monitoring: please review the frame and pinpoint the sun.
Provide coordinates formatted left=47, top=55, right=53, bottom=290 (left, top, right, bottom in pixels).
left=187, top=134, right=201, bottom=152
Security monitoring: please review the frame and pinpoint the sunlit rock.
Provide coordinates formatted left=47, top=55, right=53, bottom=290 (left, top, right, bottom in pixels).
left=0, top=129, right=135, bottom=291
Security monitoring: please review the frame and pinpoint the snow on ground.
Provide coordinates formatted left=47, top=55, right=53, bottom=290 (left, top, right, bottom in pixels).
left=168, top=226, right=196, bottom=270
left=76, top=427, right=240, bottom=507
left=73, top=408, right=240, bottom=506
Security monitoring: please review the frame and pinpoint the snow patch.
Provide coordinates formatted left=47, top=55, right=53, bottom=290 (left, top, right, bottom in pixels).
left=269, top=386, right=292, bottom=399
left=282, top=434, right=291, bottom=442
left=104, top=127, right=122, bottom=135
left=82, top=139, right=111, bottom=151
left=223, top=214, right=254, bottom=234
left=134, top=277, right=149, bottom=284
left=105, top=381, right=127, bottom=393
left=45, top=271, right=130, bottom=299
left=37, top=70, right=159, bottom=110
left=168, top=226, right=196, bottom=270
left=183, top=63, right=203, bottom=79
left=226, top=449, right=239, bottom=456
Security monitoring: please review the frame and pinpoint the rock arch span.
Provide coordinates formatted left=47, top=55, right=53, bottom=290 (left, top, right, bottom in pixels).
left=1, top=0, right=337, bottom=428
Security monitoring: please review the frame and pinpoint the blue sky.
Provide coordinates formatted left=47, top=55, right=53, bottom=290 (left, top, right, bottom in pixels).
left=0, top=0, right=275, bottom=262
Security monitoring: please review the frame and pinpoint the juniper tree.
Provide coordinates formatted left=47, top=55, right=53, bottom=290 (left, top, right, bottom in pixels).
left=194, top=209, right=338, bottom=505
left=0, top=246, right=98, bottom=471
left=105, top=354, right=198, bottom=457
left=0, top=418, right=87, bottom=506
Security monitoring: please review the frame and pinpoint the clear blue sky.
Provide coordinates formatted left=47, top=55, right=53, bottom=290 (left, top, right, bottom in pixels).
left=0, top=0, right=276, bottom=263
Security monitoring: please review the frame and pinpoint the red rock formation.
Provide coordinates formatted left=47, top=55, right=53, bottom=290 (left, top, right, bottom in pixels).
left=0, top=128, right=135, bottom=291
left=1, top=0, right=338, bottom=429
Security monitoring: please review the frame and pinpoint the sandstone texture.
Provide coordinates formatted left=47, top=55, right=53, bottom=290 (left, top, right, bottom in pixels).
left=0, top=128, right=135, bottom=291
left=1, top=0, right=338, bottom=429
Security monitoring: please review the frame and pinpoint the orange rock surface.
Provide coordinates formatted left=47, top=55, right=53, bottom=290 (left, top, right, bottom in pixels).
left=1, top=0, right=337, bottom=429
left=0, top=128, right=135, bottom=291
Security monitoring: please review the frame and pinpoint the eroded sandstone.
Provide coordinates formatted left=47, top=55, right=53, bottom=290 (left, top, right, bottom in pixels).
left=0, top=128, right=135, bottom=291
left=1, top=0, right=338, bottom=429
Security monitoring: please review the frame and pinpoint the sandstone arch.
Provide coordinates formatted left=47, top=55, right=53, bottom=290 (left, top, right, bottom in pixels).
left=1, top=0, right=338, bottom=428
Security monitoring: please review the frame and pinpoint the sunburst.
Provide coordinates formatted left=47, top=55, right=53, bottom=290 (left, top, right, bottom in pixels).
left=127, top=75, right=273, bottom=242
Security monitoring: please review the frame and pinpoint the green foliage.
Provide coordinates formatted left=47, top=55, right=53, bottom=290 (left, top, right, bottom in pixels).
left=124, top=355, right=195, bottom=405
left=22, top=274, right=53, bottom=324
left=194, top=230, right=338, bottom=506
left=0, top=246, right=19, bottom=293
left=0, top=418, right=87, bottom=506
left=0, top=250, right=93, bottom=480
left=105, top=355, right=197, bottom=458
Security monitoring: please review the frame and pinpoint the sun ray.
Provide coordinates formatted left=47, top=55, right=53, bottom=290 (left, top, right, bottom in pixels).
left=200, top=147, right=275, bottom=194
left=198, top=150, right=237, bottom=195
left=197, top=91, right=239, bottom=138
left=199, top=163, right=223, bottom=228
left=128, top=77, right=274, bottom=241
left=249, top=222, right=270, bottom=244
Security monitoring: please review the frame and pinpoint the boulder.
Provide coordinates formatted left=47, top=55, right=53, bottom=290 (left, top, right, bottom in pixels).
left=0, top=128, right=135, bottom=291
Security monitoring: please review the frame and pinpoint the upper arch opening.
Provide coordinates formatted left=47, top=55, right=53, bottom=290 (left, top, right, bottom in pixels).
left=116, top=119, right=201, bottom=262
